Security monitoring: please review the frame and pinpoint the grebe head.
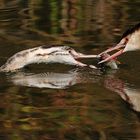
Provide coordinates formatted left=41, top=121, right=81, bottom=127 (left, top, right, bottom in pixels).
left=98, top=23, right=140, bottom=64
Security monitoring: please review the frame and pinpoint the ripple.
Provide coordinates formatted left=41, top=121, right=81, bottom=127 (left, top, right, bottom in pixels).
left=0, top=1, right=140, bottom=139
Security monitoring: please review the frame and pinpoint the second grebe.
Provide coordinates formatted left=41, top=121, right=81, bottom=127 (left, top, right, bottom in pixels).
left=99, top=23, right=140, bottom=64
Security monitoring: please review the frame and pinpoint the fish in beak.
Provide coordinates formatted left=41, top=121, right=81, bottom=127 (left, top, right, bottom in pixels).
left=99, top=53, right=118, bottom=69
left=98, top=43, right=126, bottom=64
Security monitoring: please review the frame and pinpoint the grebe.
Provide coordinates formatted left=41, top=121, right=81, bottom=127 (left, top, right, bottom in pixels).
left=0, top=45, right=98, bottom=72
left=99, top=23, right=140, bottom=64
left=11, top=71, right=79, bottom=89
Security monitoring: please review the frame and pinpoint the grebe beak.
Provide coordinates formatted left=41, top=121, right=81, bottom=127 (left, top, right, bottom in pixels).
left=98, top=44, right=125, bottom=64
left=70, top=49, right=99, bottom=59
left=76, top=53, right=98, bottom=59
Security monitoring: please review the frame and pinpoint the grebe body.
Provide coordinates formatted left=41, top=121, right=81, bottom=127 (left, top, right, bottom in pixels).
left=0, top=45, right=97, bottom=72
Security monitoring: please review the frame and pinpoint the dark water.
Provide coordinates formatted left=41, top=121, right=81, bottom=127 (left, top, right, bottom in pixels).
left=0, top=0, right=140, bottom=140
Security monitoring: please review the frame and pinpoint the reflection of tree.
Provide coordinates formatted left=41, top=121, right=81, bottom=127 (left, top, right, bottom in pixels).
left=19, top=0, right=131, bottom=46
left=0, top=0, right=139, bottom=48
left=0, top=69, right=140, bottom=139
left=0, top=81, right=140, bottom=139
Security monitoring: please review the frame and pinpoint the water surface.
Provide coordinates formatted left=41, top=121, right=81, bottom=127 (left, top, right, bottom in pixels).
left=0, top=0, right=140, bottom=140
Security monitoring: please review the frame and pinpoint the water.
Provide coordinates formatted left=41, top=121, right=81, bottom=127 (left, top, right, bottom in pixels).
left=0, top=0, right=140, bottom=139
